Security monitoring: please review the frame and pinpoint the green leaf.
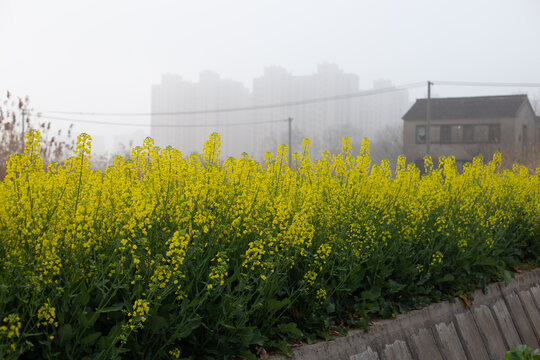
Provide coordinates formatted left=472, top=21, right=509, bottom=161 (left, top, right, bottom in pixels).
left=326, top=302, right=336, bottom=313
left=238, top=350, right=258, bottom=360
left=174, top=316, right=201, bottom=339
left=97, top=303, right=124, bottom=313
left=80, top=312, right=99, bottom=328
left=81, top=332, right=101, bottom=346
left=78, top=288, right=90, bottom=307
left=388, top=279, right=406, bottom=292
left=277, top=322, right=303, bottom=338
left=503, top=270, right=513, bottom=286
left=441, top=274, right=455, bottom=282
left=235, top=326, right=258, bottom=347
left=149, top=315, right=168, bottom=335
left=361, top=290, right=378, bottom=301
left=268, top=340, right=292, bottom=357
left=266, top=298, right=291, bottom=313
left=57, top=324, right=73, bottom=345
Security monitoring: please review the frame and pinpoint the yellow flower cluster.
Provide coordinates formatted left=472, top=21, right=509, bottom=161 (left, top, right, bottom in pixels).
left=316, top=288, right=327, bottom=304
left=0, top=314, right=21, bottom=354
left=37, top=303, right=57, bottom=328
left=129, top=299, right=150, bottom=326
left=0, top=314, right=21, bottom=339
left=208, top=251, right=229, bottom=288
left=458, top=239, right=468, bottom=252
left=430, top=251, right=444, bottom=267
left=169, top=347, right=182, bottom=359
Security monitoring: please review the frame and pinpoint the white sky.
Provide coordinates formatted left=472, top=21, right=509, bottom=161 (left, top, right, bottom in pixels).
left=1, top=0, right=540, bottom=152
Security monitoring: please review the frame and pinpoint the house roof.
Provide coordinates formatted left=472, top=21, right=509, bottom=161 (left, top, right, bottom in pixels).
left=402, top=94, right=529, bottom=121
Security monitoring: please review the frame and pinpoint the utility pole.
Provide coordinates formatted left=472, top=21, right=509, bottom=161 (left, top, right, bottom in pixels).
left=426, top=81, right=433, bottom=156
left=287, top=117, right=292, bottom=166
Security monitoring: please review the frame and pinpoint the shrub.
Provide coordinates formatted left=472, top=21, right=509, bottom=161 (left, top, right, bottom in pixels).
left=504, top=345, right=540, bottom=360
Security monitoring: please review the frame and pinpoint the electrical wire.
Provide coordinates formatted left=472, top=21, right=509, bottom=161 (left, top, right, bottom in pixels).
left=36, top=115, right=289, bottom=128
left=36, top=82, right=424, bottom=117
left=31, top=80, right=540, bottom=127
left=433, top=81, right=540, bottom=87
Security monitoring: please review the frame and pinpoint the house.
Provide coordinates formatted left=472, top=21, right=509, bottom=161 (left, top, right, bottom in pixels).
left=402, top=94, right=538, bottom=169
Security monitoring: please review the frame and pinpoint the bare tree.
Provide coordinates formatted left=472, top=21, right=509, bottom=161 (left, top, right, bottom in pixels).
left=370, top=123, right=404, bottom=166
left=0, top=91, right=74, bottom=179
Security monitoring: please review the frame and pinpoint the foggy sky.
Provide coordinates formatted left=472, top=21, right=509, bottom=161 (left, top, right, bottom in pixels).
left=1, top=0, right=539, bottom=152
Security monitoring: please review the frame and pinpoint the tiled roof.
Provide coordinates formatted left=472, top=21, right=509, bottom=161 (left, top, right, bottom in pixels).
left=403, top=94, right=528, bottom=121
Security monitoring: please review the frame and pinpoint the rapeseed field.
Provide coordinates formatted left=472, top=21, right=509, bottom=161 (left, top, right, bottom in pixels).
left=0, top=130, right=538, bottom=359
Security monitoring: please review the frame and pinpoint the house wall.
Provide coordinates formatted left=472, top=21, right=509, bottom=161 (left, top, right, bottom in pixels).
left=514, top=102, right=537, bottom=146
left=403, top=117, right=516, bottom=165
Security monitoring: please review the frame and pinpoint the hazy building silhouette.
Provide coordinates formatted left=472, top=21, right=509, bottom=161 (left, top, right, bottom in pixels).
left=151, top=72, right=251, bottom=156
left=151, top=65, right=410, bottom=159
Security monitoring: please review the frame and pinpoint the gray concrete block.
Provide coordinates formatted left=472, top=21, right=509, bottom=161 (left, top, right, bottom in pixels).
left=492, top=298, right=521, bottom=348
left=519, top=289, right=540, bottom=342
left=506, top=292, right=540, bottom=349
left=455, top=311, right=490, bottom=360
left=530, top=285, right=540, bottom=310
left=350, top=346, right=380, bottom=360
left=472, top=305, right=507, bottom=360
left=434, top=322, right=467, bottom=360
left=500, top=270, right=540, bottom=295
left=409, top=328, right=443, bottom=360
left=470, top=283, right=502, bottom=307
left=383, top=340, right=413, bottom=360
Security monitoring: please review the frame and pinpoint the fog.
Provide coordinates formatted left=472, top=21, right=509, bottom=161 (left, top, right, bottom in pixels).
left=1, top=0, right=539, bottom=160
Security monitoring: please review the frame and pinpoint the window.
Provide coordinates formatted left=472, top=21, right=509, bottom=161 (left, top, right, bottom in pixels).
left=476, top=125, right=489, bottom=142
left=440, top=125, right=451, bottom=143
left=488, top=124, right=500, bottom=143
left=416, top=125, right=426, bottom=143
left=463, top=125, right=474, bottom=143
left=451, top=125, right=462, bottom=142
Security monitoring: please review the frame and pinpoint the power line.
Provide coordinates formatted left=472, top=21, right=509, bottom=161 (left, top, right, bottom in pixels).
left=433, top=81, right=540, bottom=87
left=31, top=80, right=540, bottom=127
left=36, top=82, right=424, bottom=117
left=37, top=114, right=289, bottom=128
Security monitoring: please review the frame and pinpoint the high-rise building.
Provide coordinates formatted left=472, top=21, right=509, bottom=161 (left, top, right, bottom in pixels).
left=252, top=64, right=360, bottom=155
left=151, top=72, right=251, bottom=157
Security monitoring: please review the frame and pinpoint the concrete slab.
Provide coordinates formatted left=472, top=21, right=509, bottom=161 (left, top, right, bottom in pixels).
left=519, top=289, right=540, bottom=342
left=350, top=346, right=380, bottom=360
left=455, top=311, right=490, bottom=360
left=530, top=286, right=540, bottom=311
left=434, top=322, right=467, bottom=360
left=472, top=305, right=507, bottom=360
left=471, top=282, right=503, bottom=306
left=492, top=298, right=521, bottom=348
left=409, top=328, right=443, bottom=360
left=505, top=292, right=540, bottom=349
left=382, top=340, right=413, bottom=360
left=500, top=270, right=539, bottom=295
